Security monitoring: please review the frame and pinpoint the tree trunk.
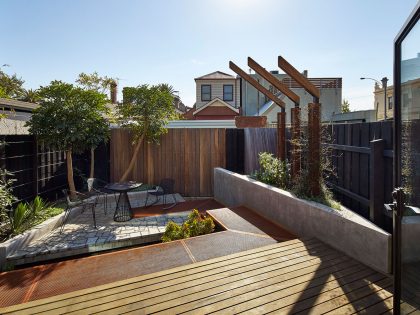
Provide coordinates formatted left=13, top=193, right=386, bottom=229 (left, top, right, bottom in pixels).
left=89, top=147, right=95, bottom=179
left=66, top=150, right=77, bottom=198
left=119, top=133, right=145, bottom=182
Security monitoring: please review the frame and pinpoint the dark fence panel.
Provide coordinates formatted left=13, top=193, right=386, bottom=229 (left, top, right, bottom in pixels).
left=0, top=135, right=109, bottom=204
left=244, top=128, right=277, bottom=174
left=327, top=121, right=393, bottom=221
left=226, top=129, right=244, bottom=174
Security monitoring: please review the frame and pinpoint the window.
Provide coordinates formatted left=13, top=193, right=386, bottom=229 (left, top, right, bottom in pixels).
left=403, top=93, right=409, bottom=107
left=388, top=96, right=393, bottom=109
left=223, top=85, right=233, bottom=101
left=201, top=85, right=211, bottom=101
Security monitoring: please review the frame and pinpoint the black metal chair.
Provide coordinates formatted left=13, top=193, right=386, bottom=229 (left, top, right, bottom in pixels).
left=60, top=189, right=97, bottom=233
left=86, top=178, right=117, bottom=215
left=144, top=178, right=177, bottom=209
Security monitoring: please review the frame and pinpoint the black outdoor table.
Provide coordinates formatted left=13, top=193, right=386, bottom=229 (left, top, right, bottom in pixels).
left=104, top=182, right=142, bottom=222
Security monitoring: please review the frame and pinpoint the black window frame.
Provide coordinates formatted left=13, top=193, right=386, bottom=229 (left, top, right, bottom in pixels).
left=201, top=85, right=211, bottom=101
left=223, top=84, right=234, bottom=102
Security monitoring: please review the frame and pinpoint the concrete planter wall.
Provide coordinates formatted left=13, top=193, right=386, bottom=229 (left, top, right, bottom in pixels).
left=214, top=167, right=392, bottom=274
left=0, top=206, right=80, bottom=270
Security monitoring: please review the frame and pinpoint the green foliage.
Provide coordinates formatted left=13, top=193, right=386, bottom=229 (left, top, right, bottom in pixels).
left=76, top=72, right=116, bottom=95
left=0, top=86, right=9, bottom=98
left=0, top=169, right=16, bottom=223
left=20, top=88, right=40, bottom=103
left=30, top=196, right=50, bottom=215
left=5, top=196, right=62, bottom=237
left=10, top=202, right=32, bottom=234
left=0, top=70, right=25, bottom=99
left=161, top=221, right=184, bottom=242
left=253, top=152, right=289, bottom=189
left=27, top=80, right=109, bottom=153
left=118, top=84, right=177, bottom=144
left=253, top=150, right=341, bottom=210
left=342, top=99, right=350, bottom=113
left=162, top=209, right=215, bottom=242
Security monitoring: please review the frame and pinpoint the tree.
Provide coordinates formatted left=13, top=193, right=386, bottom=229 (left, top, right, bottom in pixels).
left=342, top=99, right=350, bottom=113
left=76, top=72, right=114, bottom=178
left=20, top=89, right=40, bottom=103
left=76, top=72, right=116, bottom=95
left=0, top=70, right=25, bottom=99
left=118, top=84, right=176, bottom=182
left=27, top=81, right=108, bottom=197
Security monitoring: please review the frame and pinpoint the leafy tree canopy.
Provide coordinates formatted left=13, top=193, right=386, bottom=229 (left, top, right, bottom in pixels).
left=342, top=99, right=351, bottom=113
left=0, top=70, right=25, bottom=99
left=27, top=80, right=109, bottom=153
left=118, top=84, right=177, bottom=143
left=20, top=88, right=40, bottom=103
left=76, top=71, right=116, bottom=95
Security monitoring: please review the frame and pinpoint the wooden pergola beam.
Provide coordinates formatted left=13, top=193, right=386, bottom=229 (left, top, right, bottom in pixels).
left=278, top=56, right=320, bottom=100
left=248, top=57, right=300, bottom=105
left=229, top=61, right=285, bottom=109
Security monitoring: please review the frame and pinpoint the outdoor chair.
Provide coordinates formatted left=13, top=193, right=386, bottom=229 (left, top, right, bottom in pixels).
left=144, top=178, right=177, bottom=210
left=60, top=189, right=97, bottom=233
left=86, top=178, right=117, bottom=215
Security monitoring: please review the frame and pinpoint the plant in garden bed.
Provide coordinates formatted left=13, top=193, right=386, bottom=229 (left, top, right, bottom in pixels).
left=253, top=149, right=341, bottom=210
left=1, top=196, right=64, bottom=240
left=162, top=209, right=215, bottom=242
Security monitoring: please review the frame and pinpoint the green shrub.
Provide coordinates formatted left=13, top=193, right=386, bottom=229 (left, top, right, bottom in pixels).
left=253, top=152, right=290, bottom=189
left=6, top=196, right=63, bottom=237
left=0, top=169, right=16, bottom=223
left=10, top=202, right=32, bottom=234
left=162, top=209, right=215, bottom=242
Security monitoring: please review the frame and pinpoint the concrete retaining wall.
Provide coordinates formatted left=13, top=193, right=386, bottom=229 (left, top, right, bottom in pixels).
left=0, top=206, right=80, bottom=270
left=214, top=168, right=392, bottom=274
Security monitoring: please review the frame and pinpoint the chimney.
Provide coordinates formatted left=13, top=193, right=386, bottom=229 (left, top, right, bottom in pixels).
left=110, top=81, right=117, bottom=104
left=303, top=70, right=308, bottom=77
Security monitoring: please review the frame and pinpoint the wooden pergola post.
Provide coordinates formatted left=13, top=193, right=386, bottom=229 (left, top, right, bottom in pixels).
left=277, top=110, right=286, bottom=161
left=278, top=56, right=321, bottom=196
left=291, top=107, right=301, bottom=178
left=308, top=103, right=321, bottom=196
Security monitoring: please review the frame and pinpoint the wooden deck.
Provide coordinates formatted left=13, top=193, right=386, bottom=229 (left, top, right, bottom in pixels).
left=0, top=238, right=400, bottom=314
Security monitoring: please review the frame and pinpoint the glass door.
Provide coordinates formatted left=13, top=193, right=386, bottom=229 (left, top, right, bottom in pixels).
left=394, top=4, right=420, bottom=313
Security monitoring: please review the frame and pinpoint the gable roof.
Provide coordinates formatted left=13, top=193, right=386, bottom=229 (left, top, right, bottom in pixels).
left=193, top=97, right=239, bottom=115
left=257, top=92, right=285, bottom=116
left=195, top=71, right=235, bottom=81
left=0, top=98, right=39, bottom=112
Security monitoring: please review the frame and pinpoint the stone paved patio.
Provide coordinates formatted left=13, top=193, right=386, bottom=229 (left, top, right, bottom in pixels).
left=7, top=193, right=188, bottom=266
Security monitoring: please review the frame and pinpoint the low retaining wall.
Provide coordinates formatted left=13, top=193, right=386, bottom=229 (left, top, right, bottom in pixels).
left=214, top=168, right=392, bottom=274
left=0, top=206, right=80, bottom=270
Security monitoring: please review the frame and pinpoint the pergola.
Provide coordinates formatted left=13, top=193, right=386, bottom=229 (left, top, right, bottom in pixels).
left=230, top=56, right=322, bottom=196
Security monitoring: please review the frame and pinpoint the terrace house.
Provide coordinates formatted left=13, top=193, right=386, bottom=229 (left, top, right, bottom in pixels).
left=187, top=71, right=240, bottom=120
left=241, top=70, right=342, bottom=124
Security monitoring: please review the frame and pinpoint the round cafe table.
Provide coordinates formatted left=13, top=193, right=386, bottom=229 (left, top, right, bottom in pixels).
left=104, top=182, right=142, bottom=222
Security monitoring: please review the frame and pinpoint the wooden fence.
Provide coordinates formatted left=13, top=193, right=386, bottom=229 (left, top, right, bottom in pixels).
left=326, top=121, right=393, bottom=224
left=110, top=128, right=226, bottom=197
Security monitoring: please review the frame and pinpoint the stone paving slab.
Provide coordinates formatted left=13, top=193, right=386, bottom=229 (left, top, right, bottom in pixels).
left=7, top=194, right=187, bottom=266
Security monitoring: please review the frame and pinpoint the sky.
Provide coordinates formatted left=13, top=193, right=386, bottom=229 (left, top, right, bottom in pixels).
left=1, top=0, right=419, bottom=110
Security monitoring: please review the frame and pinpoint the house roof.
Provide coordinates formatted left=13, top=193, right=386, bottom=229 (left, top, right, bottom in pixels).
left=0, top=98, right=39, bottom=112
left=195, top=71, right=235, bottom=81
left=193, top=97, right=239, bottom=115
left=257, top=92, right=285, bottom=116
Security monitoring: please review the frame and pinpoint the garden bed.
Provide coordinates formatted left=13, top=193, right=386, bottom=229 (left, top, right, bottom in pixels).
left=214, top=167, right=392, bottom=274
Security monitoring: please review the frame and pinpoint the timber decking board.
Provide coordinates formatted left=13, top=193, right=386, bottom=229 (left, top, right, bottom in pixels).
left=0, top=239, right=395, bottom=314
